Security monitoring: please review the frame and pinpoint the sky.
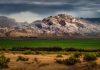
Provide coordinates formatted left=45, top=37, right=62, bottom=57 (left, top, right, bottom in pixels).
left=0, top=0, right=100, bottom=23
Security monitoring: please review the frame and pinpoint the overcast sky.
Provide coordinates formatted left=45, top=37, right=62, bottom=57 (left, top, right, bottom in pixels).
left=0, top=0, right=100, bottom=22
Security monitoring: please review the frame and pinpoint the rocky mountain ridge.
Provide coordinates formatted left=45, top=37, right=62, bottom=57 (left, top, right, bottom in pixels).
left=0, top=14, right=100, bottom=38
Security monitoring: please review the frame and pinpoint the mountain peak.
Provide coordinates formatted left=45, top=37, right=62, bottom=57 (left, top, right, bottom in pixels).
left=0, top=14, right=100, bottom=38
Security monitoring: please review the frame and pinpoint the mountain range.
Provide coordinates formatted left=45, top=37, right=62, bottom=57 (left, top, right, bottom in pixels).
left=0, top=14, right=100, bottom=38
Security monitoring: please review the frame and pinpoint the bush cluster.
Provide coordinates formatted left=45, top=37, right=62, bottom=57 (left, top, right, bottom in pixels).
left=11, top=46, right=62, bottom=51
left=22, top=50, right=33, bottom=55
left=56, top=54, right=63, bottom=58
left=55, top=56, right=80, bottom=65
left=55, top=52, right=98, bottom=66
left=73, top=52, right=82, bottom=58
left=55, top=59, right=63, bottom=64
left=95, top=52, right=100, bottom=57
left=0, top=55, right=10, bottom=69
left=16, top=56, right=29, bottom=61
left=1, top=46, right=99, bottom=52
left=83, top=53, right=97, bottom=61
left=64, top=56, right=80, bottom=65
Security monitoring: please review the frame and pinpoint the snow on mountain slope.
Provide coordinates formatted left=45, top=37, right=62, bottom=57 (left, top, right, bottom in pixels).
left=0, top=14, right=100, bottom=38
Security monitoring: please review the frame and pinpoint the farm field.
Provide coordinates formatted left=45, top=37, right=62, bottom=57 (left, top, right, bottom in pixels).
left=0, top=38, right=100, bottom=49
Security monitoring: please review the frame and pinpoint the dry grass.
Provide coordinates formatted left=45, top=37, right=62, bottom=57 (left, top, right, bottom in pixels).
left=1, top=52, right=100, bottom=70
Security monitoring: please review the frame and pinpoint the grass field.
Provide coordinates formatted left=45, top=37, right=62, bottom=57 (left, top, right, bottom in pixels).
left=0, top=38, right=100, bottom=49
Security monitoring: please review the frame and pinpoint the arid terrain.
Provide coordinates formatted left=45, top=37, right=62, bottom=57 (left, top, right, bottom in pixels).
left=1, top=51, right=100, bottom=70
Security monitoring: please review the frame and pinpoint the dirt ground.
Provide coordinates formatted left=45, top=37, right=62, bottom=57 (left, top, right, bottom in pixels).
left=1, top=53, right=100, bottom=70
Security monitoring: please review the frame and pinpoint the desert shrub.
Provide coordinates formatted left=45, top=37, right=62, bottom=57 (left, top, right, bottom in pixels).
left=34, top=57, right=40, bottom=64
left=64, top=56, right=80, bottom=65
left=63, top=52, right=70, bottom=55
left=35, top=51, right=41, bottom=55
left=16, top=56, right=29, bottom=61
left=73, top=52, right=82, bottom=58
left=22, top=50, right=33, bottom=55
left=83, top=53, right=97, bottom=61
left=56, top=54, right=63, bottom=58
left=95, top=52, right=100, bottom=57
left=55, top=59, right=64, bottom=64
left=0, top=55, right=10, bottom=69
left=55, top=56, right=80, bottom=65
left=34, top=58, right=38, bottom=62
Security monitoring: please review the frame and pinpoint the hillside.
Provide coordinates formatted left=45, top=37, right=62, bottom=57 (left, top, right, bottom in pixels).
left=0, top=14, right=100, bottom=38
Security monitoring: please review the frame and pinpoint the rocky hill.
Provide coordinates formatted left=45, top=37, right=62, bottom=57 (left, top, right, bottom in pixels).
left=0, top=14, right=100, bottom=38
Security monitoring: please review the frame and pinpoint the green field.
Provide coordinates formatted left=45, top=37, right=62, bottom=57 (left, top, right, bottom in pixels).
left=0, top=38, right=100, bottom=49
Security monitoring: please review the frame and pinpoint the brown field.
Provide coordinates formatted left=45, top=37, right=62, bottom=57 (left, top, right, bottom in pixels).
left=0, top=52, right=100, bottom=70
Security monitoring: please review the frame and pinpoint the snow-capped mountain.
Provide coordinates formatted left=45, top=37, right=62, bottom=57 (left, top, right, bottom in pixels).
left=0, top=14, right=100, bottom=38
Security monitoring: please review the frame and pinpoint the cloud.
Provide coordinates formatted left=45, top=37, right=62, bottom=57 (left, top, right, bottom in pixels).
left=7, top=12, right=43, bottom=23
left=0, top=0, right=95, bottom=3
left=0, top=0, right=100, bottom=22
left=0, top=3, right=76, bottom=14
left=0, top=0, right=79, bottom=4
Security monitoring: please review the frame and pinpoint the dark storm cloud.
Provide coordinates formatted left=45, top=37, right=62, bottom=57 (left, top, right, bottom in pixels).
left=0, top=0, right=99, bottom=18
left=0, top=0, right=99, bottom=3
left=0, top=3, right=77, bottom=14
left=0, top=0, right=81, bottom=3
